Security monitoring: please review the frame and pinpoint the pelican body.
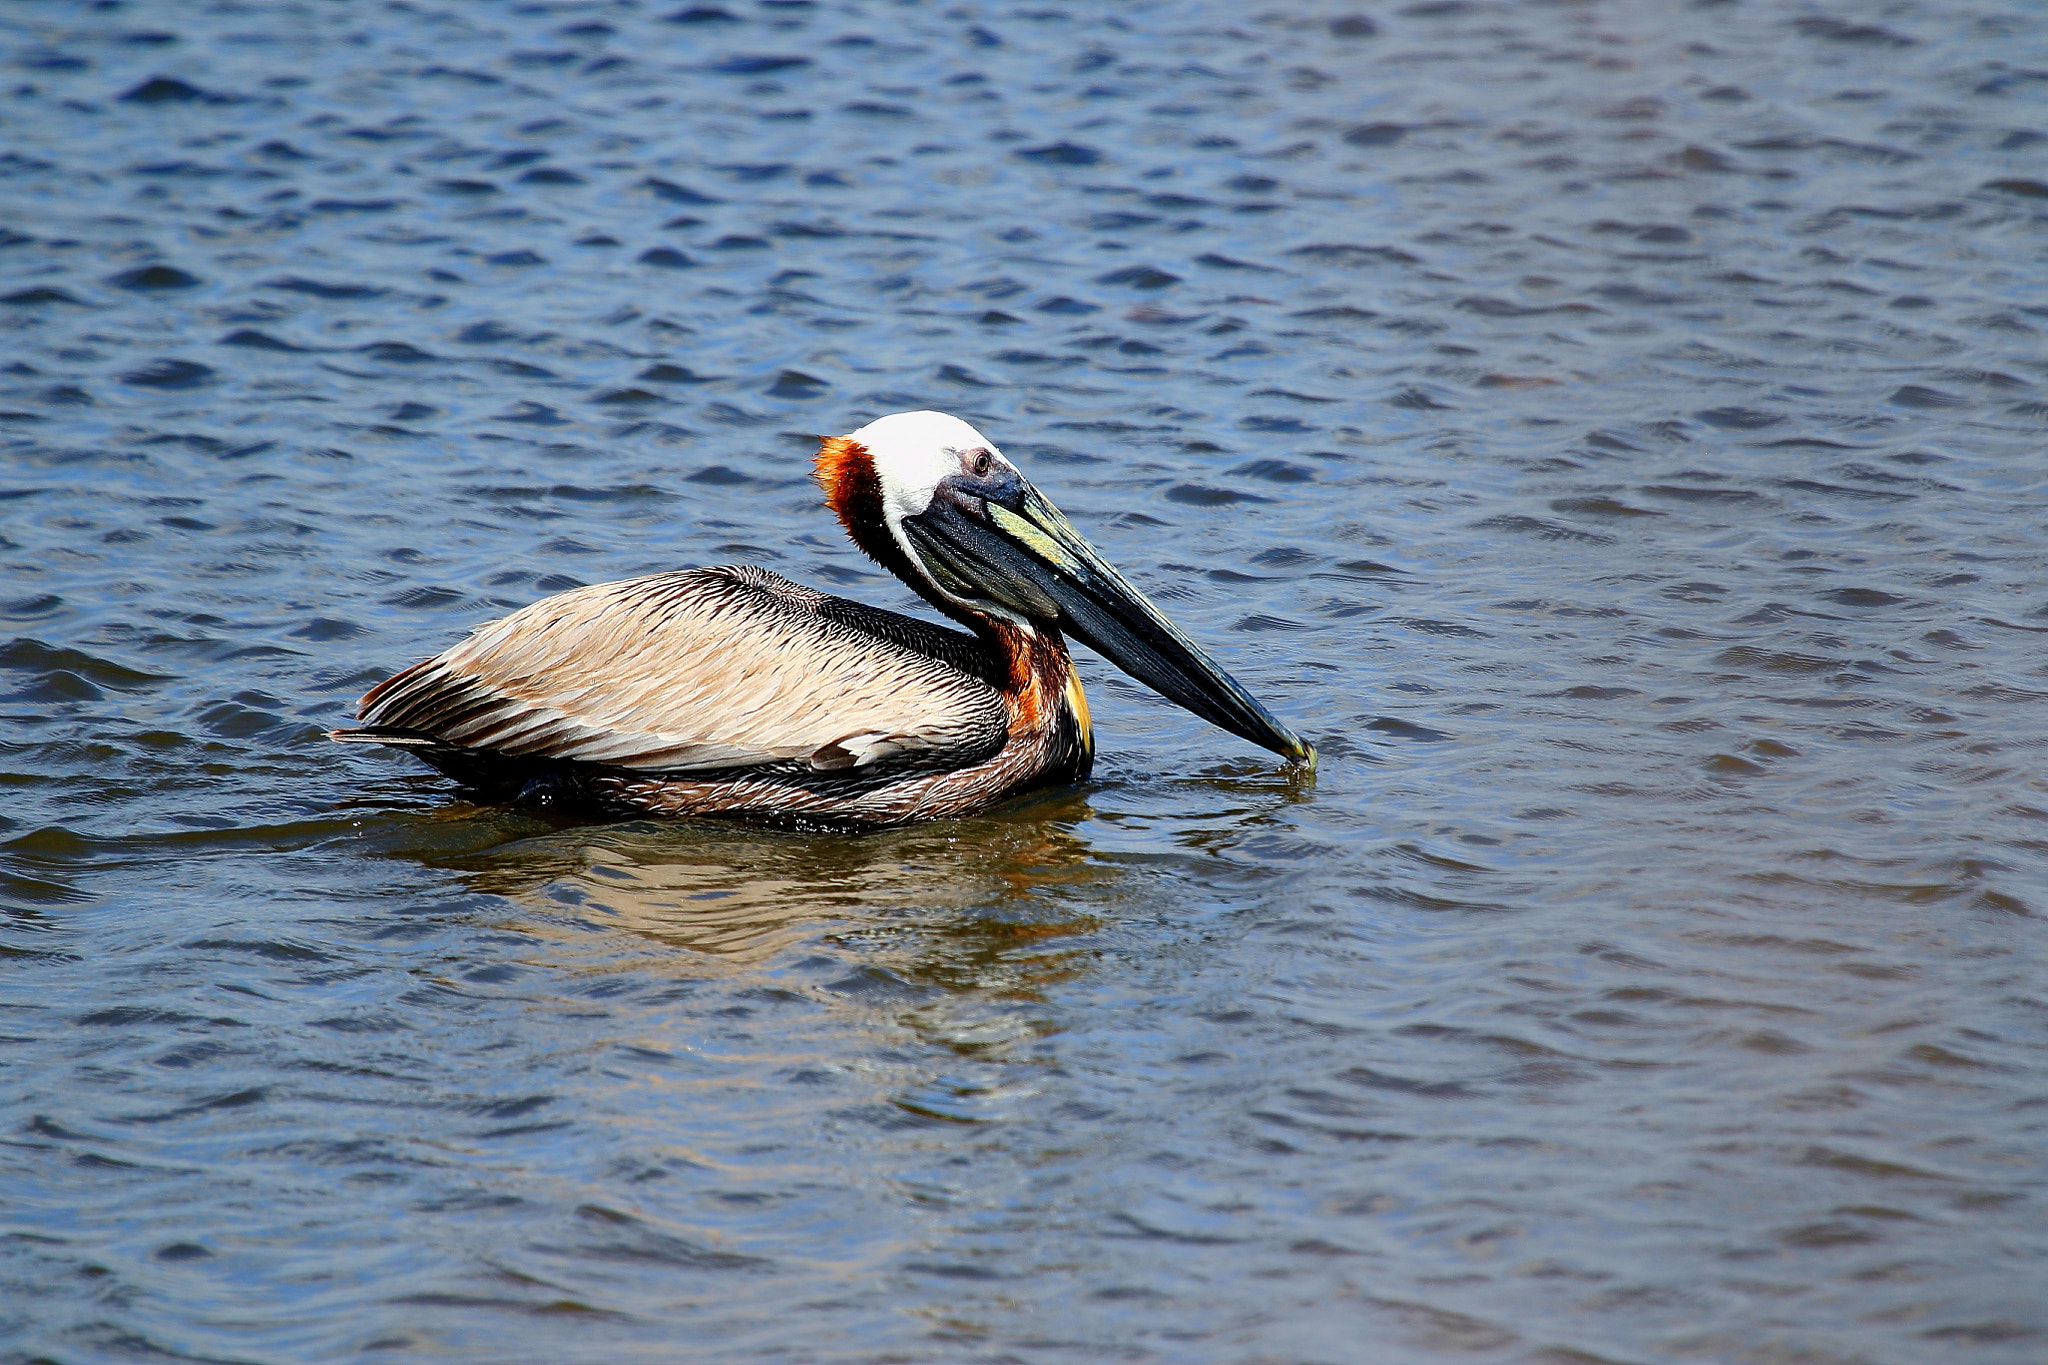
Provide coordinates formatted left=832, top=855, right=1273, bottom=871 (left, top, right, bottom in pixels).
left=332, top=412, right=1311, bottom=830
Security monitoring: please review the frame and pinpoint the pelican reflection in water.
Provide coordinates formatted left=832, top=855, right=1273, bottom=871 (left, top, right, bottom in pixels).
left=425, top=789, right=1105, bottom=966
left=332, top=411, right=1312, bottom=829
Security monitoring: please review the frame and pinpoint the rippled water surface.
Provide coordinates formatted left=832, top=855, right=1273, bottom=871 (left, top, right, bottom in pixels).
left=5, top=1, right=2047, bottom=1361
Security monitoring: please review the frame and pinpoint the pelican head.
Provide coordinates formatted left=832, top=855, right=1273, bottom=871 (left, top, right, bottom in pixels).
left=816, top=410, right=1314, bottom=766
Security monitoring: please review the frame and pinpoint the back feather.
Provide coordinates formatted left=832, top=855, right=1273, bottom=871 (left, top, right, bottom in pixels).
left=353, top=566, right=1007, bottom=774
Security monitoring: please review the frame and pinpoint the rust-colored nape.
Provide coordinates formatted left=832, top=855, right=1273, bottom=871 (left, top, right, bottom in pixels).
left=813, top=434, right=919, bottom=588
left=814, top=435, right=878, bottom=541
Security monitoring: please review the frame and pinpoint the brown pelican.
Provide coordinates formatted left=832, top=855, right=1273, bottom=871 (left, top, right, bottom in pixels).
left=331, top=411, right=1312, bottom=829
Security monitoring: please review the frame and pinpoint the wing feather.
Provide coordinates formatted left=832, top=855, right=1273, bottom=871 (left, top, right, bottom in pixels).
left=358, top=566, right=1006, bottom=773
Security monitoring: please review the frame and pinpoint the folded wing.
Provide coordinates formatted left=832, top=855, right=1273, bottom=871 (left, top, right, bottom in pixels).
left=354, top=566, right=1007, bottom=773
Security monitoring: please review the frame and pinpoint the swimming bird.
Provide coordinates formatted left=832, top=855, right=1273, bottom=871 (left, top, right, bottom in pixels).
left=331, top=410, right=1312, bottom=829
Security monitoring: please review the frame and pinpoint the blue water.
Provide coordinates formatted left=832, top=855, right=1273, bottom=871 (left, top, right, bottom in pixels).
left=3, top=1, right=2046, bottom=1361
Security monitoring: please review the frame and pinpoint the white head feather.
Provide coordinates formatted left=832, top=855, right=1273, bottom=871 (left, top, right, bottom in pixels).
left=846, top=410, right=1007, bottom=525
left=841, top=410, right=1028, bottom=626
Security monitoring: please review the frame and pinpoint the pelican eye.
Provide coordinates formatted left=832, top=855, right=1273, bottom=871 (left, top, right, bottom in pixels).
left=969, top=448, right=993, bottom=478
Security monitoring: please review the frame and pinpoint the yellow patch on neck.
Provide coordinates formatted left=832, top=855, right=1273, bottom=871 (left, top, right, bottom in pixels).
left=1064, top=659, right=1093, bottom=756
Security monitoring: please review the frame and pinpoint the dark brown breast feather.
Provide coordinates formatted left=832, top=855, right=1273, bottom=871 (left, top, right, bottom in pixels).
left=357, top=566, right=1007, bottom=773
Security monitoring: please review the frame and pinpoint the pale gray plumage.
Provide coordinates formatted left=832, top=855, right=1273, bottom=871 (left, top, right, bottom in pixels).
left=357, top=565, right=1008, bottom=775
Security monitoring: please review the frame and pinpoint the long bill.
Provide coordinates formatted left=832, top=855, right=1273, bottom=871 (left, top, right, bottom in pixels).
left=901, top=482, right=1316, bottom=767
